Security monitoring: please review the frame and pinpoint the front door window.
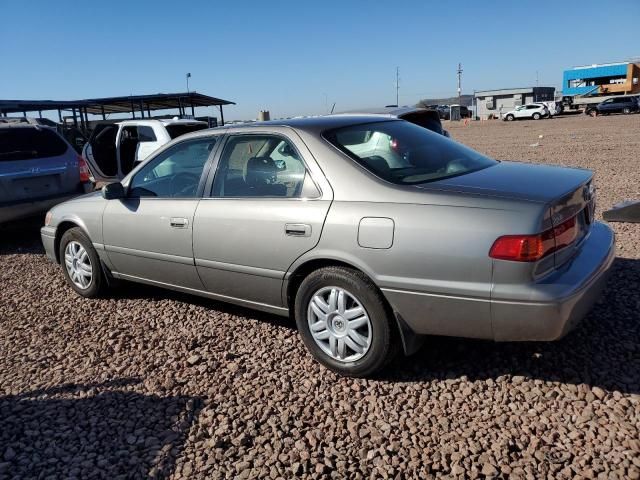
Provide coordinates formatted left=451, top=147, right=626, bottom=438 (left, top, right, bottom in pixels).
left=129, top=137, right=217, bottom=198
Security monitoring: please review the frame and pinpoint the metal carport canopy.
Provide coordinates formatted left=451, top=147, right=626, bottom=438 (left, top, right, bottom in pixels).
left=0, top=92, right=235, bottom=115
left=80, top=92, right=235, bottom=115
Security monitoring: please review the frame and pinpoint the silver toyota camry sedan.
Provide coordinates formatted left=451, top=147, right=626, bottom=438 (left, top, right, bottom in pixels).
left=41, top=115, right=615, bottom=377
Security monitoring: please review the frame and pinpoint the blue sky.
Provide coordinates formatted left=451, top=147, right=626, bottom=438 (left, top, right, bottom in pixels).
left=1, top=0, right=639, bottom=120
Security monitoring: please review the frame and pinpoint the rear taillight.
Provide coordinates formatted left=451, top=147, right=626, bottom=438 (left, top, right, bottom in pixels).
left=77, top=155, right=91, bottom=183
left=489, top=216, right=578, bottom=262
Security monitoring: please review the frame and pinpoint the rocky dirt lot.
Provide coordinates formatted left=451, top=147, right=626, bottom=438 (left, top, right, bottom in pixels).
left=1, top=114, right=639, bottom=479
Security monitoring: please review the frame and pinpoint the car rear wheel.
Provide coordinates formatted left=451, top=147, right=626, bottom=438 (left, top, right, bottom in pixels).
left=294, top=266, right=396, bottom=377
left=532, top=112, right=541, bottom=120
left=506, top=114, right=515, bottom=121
left=59, top=227, right=106, bottom=298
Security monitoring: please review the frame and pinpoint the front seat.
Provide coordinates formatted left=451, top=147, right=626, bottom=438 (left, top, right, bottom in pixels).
left=244, top=157, right=287, bottom=196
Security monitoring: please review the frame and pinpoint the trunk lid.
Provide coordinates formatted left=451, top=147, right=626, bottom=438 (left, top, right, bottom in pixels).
left=421, top=161, right=592, bottom=205
left=421, top=161, right=596, bottom=269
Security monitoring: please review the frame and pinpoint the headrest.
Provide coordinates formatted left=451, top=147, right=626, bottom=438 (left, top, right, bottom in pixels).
left=244, top=156, right=277, bottom=187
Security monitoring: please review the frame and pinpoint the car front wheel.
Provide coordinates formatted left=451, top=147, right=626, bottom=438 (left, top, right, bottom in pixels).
left=59, top=227, right=106, bottom=298
left=623, top=107, right=631, bottom=114
left=505, top=114, right=515, bottom=121
left=294, top=266, right=396, bottom=377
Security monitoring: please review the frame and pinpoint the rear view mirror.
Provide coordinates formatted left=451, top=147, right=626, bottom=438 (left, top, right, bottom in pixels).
left=102, top=182, right=125, bottom=200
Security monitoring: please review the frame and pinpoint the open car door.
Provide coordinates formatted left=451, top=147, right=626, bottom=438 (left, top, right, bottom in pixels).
left=83, top=122, right=119, bottom=183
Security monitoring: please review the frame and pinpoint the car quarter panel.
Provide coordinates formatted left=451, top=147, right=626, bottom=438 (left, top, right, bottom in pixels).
left=288, top=195, right=545, bottom=339
left=42, top=192, right=108, bottom=259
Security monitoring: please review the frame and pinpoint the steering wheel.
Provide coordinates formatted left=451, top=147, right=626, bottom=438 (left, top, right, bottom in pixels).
left=171, top=172, right=200, bottom=197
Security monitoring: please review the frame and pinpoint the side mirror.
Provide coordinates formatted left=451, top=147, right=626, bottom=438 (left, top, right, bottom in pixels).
left=102, top=182, right=125, bottom=200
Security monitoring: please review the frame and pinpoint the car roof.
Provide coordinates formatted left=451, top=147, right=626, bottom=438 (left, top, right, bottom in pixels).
left=335, top=106, right=432, bottom=117
left=0, top=122, right=56, bottom=130
left=116, top=118, right=207, bottom=127
left=223, top=115, right=399, bottom=133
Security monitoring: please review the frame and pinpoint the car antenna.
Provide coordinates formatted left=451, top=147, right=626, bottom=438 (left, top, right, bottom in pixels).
left=330, top=102, right=336, bottom=114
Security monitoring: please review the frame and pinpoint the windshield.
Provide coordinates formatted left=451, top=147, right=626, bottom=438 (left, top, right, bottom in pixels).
left=165, top=123, right=208, bottom=139
left=323, top=120, right=496, bottom=185
left=0, top=127, right=68, bottom=161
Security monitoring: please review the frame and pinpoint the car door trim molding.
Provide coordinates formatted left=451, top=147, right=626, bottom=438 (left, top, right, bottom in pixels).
left=106, top=244, right=194, bottom=266
left=195, top=258, right=285, bottom=279
left=110, top=271, right=289, bottom=315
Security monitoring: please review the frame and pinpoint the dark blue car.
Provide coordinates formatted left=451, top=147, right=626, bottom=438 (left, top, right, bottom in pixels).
left=587, top=96, right=640, bottom=116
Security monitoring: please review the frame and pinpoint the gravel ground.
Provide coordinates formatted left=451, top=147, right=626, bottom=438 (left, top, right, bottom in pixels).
left=1, top=114, right=639, bottom=479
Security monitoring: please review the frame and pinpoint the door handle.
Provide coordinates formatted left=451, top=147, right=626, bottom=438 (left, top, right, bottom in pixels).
left=285, top=223, right=311, bottom=237
left=170, top=217, right=189, bottom=228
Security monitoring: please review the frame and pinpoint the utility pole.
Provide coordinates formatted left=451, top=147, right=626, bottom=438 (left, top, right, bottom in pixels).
left=395, top=67, right=400, bottom=107
left=457, top=63, right=463, bottom=106
left=186, top=72, right=191, bottom=94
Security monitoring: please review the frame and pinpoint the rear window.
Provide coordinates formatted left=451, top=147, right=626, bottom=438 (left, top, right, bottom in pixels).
left=0, top=127, right=68, bottom=161
left=323, top=120, right=496, bottom=185
left=165, top=123, right=208, bottom=139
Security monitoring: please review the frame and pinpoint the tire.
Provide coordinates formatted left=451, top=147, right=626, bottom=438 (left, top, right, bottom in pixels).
left=532, top=113, right=541, bottom=120
left=59, top=227, right=106, bottom=298
left=506, top=114, right=515, bottom=121
left=588, top=109, right=598, bottom=117
left=294, top=266, right=396, bottom=377
left=623, top=107, right=631, bottom=114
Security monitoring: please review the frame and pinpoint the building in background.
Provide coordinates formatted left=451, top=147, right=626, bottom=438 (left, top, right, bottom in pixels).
left=561, top=61, right=640, bottom=111
left=563, top=62, right=640, bottom=98
left=474, top=87, right=555, bottom=120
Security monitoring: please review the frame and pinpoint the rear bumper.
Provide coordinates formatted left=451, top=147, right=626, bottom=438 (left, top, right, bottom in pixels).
left=381, top=222, right=615, bottom=342
left=491, top=221, right=615, bottom=341
left=0, top=183, right=92, bottom=225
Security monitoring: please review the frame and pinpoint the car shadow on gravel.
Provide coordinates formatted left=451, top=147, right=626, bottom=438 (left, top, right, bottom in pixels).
left=0, top=378, right=203, bottom=478
left=112, top=282, right=298, bottom=331
left=0, top=219, right=44, bottom=255
left=381, top=257, right=640, bottom=395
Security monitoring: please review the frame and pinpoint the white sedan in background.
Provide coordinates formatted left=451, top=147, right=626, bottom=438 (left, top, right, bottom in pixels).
left=502, top=104, right=549, bottom=121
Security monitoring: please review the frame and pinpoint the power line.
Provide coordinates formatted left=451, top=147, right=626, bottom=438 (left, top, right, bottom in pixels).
left=457, top=63, right=463, bottom=106
left=395, top=67, right=400, bottom=106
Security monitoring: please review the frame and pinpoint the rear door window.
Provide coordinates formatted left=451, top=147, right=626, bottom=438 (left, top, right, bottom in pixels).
left=0, top=127, right=68, bottom=161
left=165, top=123, right=208, bottom=139
left=211, top=134, right=316, bottom=198
left=137, top=126, right=157, bottom=142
